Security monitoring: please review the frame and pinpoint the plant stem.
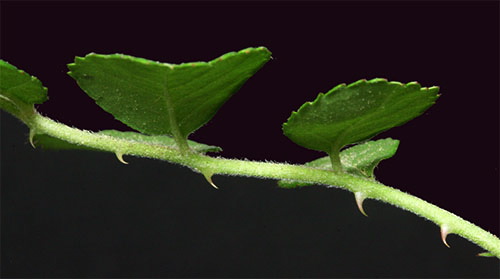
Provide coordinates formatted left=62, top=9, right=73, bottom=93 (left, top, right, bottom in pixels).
left=27, top=112, right=500, bottom=258
left=329, top=145, right=343, bottom=173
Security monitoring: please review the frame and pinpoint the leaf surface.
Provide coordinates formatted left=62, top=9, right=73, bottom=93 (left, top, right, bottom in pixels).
left=33, top=130, right=221, bottom=153
left=0, top=60, right=48, bottom=121
left=278, top=138, right=400, bottom=188
left=283, top=79, right=439, bottom=154
left=68, top=47, right=271, bottom=140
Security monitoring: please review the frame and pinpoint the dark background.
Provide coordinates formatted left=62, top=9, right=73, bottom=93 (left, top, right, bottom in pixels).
left=1, top=1, right=499, bottom=277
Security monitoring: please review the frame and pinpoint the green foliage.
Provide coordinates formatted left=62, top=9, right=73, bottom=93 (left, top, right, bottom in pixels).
left=2, top=49, right=498, bottom=259
left=0, top=60, right=48, bottom=121
left=33, top=130, right=221, bottom=153
left=282, top=78, right=439, bottom=171
left=278, top=138, right=399, bottom=188
left=67, top=47, right=271, bottom=148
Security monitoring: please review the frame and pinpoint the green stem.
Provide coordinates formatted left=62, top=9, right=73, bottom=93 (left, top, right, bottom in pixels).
left=26, top=112, right=500, bottom=258
left=329, top=145, right=343, bottom=173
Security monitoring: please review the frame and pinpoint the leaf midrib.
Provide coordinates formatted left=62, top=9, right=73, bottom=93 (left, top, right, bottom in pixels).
left=330, top=86, right=395, bottom=153
left=161, top=68, right=189, bottom=152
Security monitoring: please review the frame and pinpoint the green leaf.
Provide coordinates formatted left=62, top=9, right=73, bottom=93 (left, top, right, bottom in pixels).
left=33, top=130, right=221, bottom=153
left=67, top=47, right=271, bottom=150
left=0, top=60, right=48, bottom=121
left=283, top=78, right=438, bottom=171
left=278, top=138, right=400, bottom=188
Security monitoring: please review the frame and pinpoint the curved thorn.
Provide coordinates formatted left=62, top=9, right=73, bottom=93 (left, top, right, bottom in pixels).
left=203, top=173, right=218, bottom=189
left=115, top=152, right=128, bottom=164
left=29, top=129, right=36, bottom=148
left=355, top=192, right=368, bottom=217
left=476, top=252, right=494, bottom=257
left=440, top=225, right=451, bottom=248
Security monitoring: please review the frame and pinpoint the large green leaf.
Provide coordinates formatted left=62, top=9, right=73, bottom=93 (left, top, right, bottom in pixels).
left=283, top=79, right=439, bottom=155
left=68, top=47, right=271, bottom=141
left=0, top=60, right=48, bottom=121
left=278, top=138, right=400, bottom=188
left=33, top=130, right=221, bottom=153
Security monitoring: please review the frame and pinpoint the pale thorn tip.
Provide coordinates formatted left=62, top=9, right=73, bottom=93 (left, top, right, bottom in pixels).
left=440, top=225, right=451, bottom=248
left=204, top=173, right=219, bottom=189
left=29, top=129, right=36, bottom=148
left=354, top=192, right=368, bottom=217
left=115, top=153, right=128, bottom=164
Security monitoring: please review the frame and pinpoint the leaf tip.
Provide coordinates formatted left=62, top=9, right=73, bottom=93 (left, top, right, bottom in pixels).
left=237, top=46, right=272, bottom=59
left=405, top=81, right=421, bottom=90
left=256, top=46, right=270, bottom=51
left=428, top=86, right=440, bottom=95
left=349, top=79, right=367, bottom=88
left=354, top=192, right=368, bottom=217
left=390, top=80, right=405, bottom=85
left=368, top=78, right=389, bottom=85
left=73, top=56, right=86, bottom=63
left=440, top=225, right=451, bottom=248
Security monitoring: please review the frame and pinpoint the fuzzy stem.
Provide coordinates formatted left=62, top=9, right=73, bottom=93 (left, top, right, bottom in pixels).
left=329, top=147, right=343, bottom=173
left=26, top=112, right=500, bottom=258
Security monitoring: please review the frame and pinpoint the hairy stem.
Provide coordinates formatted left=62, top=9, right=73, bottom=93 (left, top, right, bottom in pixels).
left=328, top=145, right=343, bottom=173
left=25, top=112, right=500, bottom=258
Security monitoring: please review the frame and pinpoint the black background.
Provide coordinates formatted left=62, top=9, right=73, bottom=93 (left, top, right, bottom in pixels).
left=1, top=1, right=499, bottom=277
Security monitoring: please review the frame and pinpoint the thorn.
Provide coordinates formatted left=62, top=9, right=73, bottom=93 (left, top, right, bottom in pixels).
left=203, top=173, right=218, bottom=189
left=476, top=252, right=494, bottom=257
left=115, top=152, right=128, bottom=164
left=354, top=192, right=368, bottom=217
left=440, top=225, right=451, bottom=248
left=29, top=129, right=36, bottom=148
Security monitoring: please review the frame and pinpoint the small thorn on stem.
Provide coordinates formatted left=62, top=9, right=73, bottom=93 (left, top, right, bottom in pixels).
left=115, top=152, right=128, bottom=164
left=29, top=129, right=36, bottom=148
left=355, top=192, right=368, bottom=217
left=203, top=173, right=218, bottom=189
left=476, top=252, right=494, bottom=257
left=440, top=225, right=451, bottom=248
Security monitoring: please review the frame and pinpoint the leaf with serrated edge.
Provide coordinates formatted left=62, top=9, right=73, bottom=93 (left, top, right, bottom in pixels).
left=67, top=47, right=271, bottom=140
left=32, top=130, right=221, bottom=153
left=0, top=60, right=48, bottom=121
left=283, top=79, right=439, bottom=156
left=278, top=138, right=400, bottom=188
